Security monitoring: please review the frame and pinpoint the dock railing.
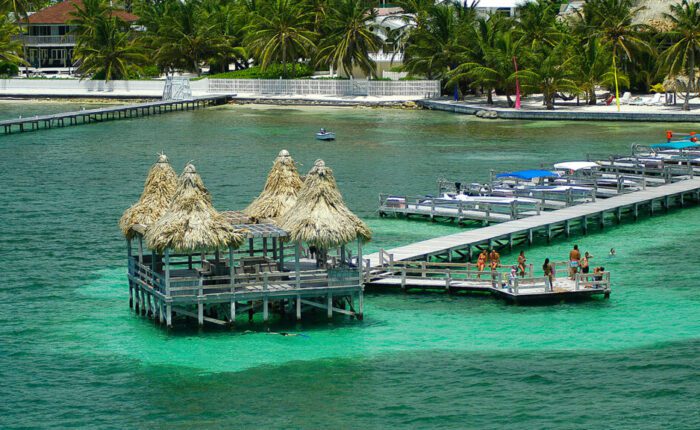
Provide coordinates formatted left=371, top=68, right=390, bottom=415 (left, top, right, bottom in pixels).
left=129, top=258, right=361, bottom=300
left=378, top=194, right=541, bottom=221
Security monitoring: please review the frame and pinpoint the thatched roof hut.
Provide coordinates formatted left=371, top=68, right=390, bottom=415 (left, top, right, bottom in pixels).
left=145, top=163, right=245, bottom=253
left=244, top=149, right=303, bottom=222
left=280, top=159, right=371, bottom=248
left=119, top=153, right=178, bottom=239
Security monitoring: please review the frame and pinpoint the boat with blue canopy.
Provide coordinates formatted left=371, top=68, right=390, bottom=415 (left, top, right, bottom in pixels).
left=495, top=169, right=560, bottom=180
left=650, top=141, right=700, bottom=150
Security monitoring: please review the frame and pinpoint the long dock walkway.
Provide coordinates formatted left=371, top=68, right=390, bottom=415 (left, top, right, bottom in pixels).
left=366, top=177, right=700, bottom=266
left=0, top=95, right=231, bottom=135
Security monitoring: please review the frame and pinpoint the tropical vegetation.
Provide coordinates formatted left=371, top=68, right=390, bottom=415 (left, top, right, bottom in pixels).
left=3, top=0, right=700, bottom=109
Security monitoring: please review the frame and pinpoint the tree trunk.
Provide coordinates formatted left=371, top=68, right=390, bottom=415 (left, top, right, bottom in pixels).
left=487, top=89, right=493, bottom=104
left=506, top=91, right=513, bottom=108
left=685, top=50, right=694, bottom=111
left=546, top=92, right=554, bottom=110
left=588, top=89, right=597, bottom=105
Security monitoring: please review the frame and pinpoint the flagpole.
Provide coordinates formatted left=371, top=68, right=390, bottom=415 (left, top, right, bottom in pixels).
left=513, top=56, right=521, bottom=110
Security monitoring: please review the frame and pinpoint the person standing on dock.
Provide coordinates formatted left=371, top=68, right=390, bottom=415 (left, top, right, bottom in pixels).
left=581, top=251, right=593, bottom=274
left=517, top=251, right=527, bottom=277
left=489, top=248, right=500, bottom=271
left=543, top=258, right=554, bottom=292
left=569, top=245, right=581, bottom=280
left=476, top=250, right=488, bottom=277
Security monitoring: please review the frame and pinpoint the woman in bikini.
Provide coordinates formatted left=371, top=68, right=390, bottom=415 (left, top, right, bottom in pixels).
left=543, top=258, right=554, bottom=292
left=476, top=250, right=488, bottom=277
left=489, top=249, right=500, bottom=271
left=517, top=251, right=527, bottom=277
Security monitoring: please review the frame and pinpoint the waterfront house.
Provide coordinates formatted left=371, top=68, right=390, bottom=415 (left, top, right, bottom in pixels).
left=19, top=0, right=138, bottom=75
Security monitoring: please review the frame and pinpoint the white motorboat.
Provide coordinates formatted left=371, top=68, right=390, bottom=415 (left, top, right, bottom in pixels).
left=315, top=130, right=336, bottom=140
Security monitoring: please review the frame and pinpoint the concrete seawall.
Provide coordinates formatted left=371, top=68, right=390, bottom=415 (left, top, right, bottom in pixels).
left=419, top=99, right=700, bottom=122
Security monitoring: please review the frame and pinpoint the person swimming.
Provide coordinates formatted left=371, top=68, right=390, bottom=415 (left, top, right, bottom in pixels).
left=609, top=248, right=616, bottom=256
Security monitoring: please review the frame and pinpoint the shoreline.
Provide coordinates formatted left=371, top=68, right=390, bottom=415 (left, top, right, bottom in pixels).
left=5, top=93, right=700, bottom=120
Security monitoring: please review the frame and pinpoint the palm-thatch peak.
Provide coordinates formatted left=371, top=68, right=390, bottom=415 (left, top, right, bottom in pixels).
left=119, top=152, right=178, bottom=239
left=145, top=163, right=245, bottom=253
left=280, top=158, right=371, bottom=249
left=244, top=149, right=303, bottom=222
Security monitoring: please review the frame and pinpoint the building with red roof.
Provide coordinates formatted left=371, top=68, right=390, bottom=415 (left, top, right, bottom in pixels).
left=20, top=0, right=138, bottom=74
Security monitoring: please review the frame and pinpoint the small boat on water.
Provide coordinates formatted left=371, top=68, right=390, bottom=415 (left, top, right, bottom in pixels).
left=315, top=129, right=336, bottom=141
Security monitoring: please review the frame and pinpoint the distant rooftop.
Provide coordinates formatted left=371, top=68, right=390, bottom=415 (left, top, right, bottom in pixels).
left=26, top=0, right=138, bottom=24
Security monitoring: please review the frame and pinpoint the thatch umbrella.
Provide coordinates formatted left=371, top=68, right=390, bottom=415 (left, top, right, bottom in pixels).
left=280, top=159, right=371, bottom=253
left=119, top=153, right=178, bottom=239
left=145, top=163, right=245, bottom=253
left=244, top=149, right=303, bottom=222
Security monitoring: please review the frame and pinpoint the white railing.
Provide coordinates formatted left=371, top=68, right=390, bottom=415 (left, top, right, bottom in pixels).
left=208, top=78, right=440, bottom=97
left=17, top=35, right=76, bottom=45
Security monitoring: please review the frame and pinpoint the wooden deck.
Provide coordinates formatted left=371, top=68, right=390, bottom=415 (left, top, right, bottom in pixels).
left=366, top=177, right=700, bottom=267
left=366, top=261, right=611, bottom=304
left=0, top=95, right=231, bottom=135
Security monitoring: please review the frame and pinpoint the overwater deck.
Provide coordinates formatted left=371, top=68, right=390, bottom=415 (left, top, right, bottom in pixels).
left=367, top=177, right=700, bottom=267
left=368, top=261, right=610, bottom=303
left=0, top=95, right=231, bottom=135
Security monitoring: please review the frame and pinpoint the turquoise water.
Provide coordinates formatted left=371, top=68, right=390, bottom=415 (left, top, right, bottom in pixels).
left=1, top=103, right=699, bottom=428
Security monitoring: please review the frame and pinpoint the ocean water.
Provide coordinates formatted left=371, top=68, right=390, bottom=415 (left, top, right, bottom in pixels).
left=1, top=101, right=699, bottom=428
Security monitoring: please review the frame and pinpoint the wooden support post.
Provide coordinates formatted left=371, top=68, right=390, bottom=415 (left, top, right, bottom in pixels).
left=230, top=301, right=236, bottom=324
left=509, top=234, right=514, bottom=251
left=279, top=240, right=285, bottom=271
left=263, top=273, right=269, bottom=322
left=197, top=279, right=204, bottom=327
left=467, top=245, right=473, bottom=262
left=650, top=199, right=655, bottom=215
left=664, top=196, right=670, bottom=212
left=546, top=224, right=552, bottom=243
left=327, top=293, right=333, bottom=319
left=633, top=203, right=639, bottom=221
left=158, top=299, right=164, bottom=323
left=599, top=212, right=605, bottom=229
left=565, top=220, right=570, bottom=237
left=680, top=193, right=685, bottom=207
left=296, top=295, right=302, bottom=320
left=528, top=229, right=533, bottom=245
left=295, top=242, right=301, bottom=289
left=358, top=290, right=364, bottom=320
left=262, top=237, right=268, bottom=257
left=166, top=303, right=172, bottom=328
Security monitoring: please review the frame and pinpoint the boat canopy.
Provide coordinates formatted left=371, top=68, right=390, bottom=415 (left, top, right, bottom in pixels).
left=651, top=141, right=700, bottom=150
left=553, top=161, right=599, bottom=171
left=496, top=169, right=559, bottom=180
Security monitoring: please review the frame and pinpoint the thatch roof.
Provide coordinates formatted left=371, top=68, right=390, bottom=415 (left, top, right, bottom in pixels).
left=280, top=159, right=371, bottom=248
left=119, top=153, right=178, bottom=239
left=145, top=163, right=245, bottom=252
left=244, top=149, right=303, bottom=222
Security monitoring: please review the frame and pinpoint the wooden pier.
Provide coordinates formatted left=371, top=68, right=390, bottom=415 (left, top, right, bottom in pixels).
left=367, top=260, right=611, bottom=304
left=0, top=95, right=231, bottom=135
left=366, top=177, right=700, bottom=267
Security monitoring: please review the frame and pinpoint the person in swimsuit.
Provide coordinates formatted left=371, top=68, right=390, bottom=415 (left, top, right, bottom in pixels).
left=517, top=251, right=527, bottom=277
left=581, top=251, right=592, bottom=274
left=489, top=248, right=500, bottom=271
left=543, top=258, right=554, bottom=292
left=569, top=244, right=581, bottom=280
left=476, top=250, right=487, bottom=277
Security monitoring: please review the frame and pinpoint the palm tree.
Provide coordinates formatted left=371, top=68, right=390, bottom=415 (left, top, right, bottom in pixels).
left=660, top=0, right=700, bottom=110
left=72, top=16, right=146, bottom=80
left=150, top=0, right=230, bottom=75
left=447, top=17, right=516, bottom=105
left=518, top=42, right=579, bottom=110
left=316, top=0, right=380, bottom=78
left=581, top=0, right=652, bottom=111
left=514, top=0, right=563, bottom=51
left=403, top=3, right=469, bottom=80
left=202, top=0, right=248, bottom=73
left=245, top=0, right=316, bottom=77
left=0, top=15, right=24, bottom=65
left=574, top=36, right=628, bottom=104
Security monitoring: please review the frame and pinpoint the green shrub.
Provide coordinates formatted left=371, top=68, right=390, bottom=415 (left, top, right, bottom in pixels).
left=206, top=63, right=314, bottom=79
left=0, top=62, right=19, bottom=77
